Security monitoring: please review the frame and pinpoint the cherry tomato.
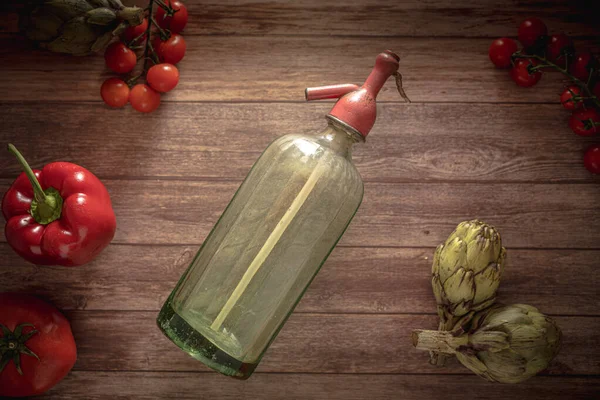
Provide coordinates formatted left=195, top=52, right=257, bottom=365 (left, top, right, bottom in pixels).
left=546, top=33, right=574, bottom=64
left=584, top=145, right=600, bottom=174
left=489, top=38, right=518, bottom=68
left=510, top=58, right=542, bottom=87
left=104, top=42, right=137, bottom=74
left=155, top=0, right=188, bottom=33
left=570, top=52, right=595, bottom=82
left=560, top=86, right=583, bottom=111
left=147, top=63, right=180, bottom=93
left=518, top=17, right=547, bottom=48
left=0, top=293, right=77, bottom=397
left=100, top=78, right=130, bottom=108
left=123, top=18, right=148, bottom=43
left=569, top=108, right=600, bottom=136
left=129, top=84, right=161, bottom=113
left=153, top=34, right=186, bottom=64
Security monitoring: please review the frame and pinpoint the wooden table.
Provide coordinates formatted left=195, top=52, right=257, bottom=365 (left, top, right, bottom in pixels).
left=1, top=1, right=599, bottom=398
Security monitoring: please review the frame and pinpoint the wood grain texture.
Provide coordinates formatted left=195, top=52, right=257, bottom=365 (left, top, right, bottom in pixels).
left=173, top=0, right=600, bottom=37
left=41, top=373, right=600, bottom=400
left=2, top=244, right=598, bottom=316
left=1, top=0, right=599, bottom=397
left=1, top=103, right=598, bottom=183
left=8, top=0, right=597, bottom=38
left=1, top=36, right=598, bottom=103
left=3, top=179, right=598, bottom=248
left=56, top=311, right=597, bottom=375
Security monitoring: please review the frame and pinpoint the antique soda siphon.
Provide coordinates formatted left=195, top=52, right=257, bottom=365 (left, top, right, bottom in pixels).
left=157, top=51, right=402, bottom=379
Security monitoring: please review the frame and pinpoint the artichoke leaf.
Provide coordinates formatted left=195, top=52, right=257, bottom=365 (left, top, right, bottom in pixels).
left=442, top=267, right=475, bottom=307
left=438, top=238, right=467, bottom=281
left=25, top=9, right=65, bottom=42
left=456, top=352, right=488, bottom=376
left=44, top=0, right=93, bottom=21
left=479, top=350, right=529, bottom=382
left=87, top=0, right=111, bottom=7
left=472, top=263, right=502, bottom=305
left=86, top=7, right=117, bottom=25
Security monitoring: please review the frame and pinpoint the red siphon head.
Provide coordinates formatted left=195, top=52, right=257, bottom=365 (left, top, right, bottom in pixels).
left=305, top=50, right=400, bottom=137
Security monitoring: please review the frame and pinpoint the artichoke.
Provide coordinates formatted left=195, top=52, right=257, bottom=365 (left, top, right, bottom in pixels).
left=412, top=304, right=562, bottom=383
left=430, top=219, right=506, bottom=364
left=21, top=0, right=144, bottom=55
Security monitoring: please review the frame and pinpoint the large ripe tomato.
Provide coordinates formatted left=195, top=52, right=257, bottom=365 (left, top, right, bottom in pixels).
left=130, top=84, right=161, bottom=113
left=518, top=17, right=547, bottom=48
left=0, top=293, right=77, bottom=397
left=488, top=38, right=518, bottom=68
left=123, top=18, right=148, bottom=43
left=569, top=108, right=600, bottom=136
left=104, top=42, right=137, bottom=74
left=153, top=34, right=187, bottom=64
left=155, top=0, right=188, bottom=33
left=584, top=145, right=600, bottom=174
left=546, top=33, right=574, bottom=64
left=101, top=78, right=130, bottom=108
left=147, top=63, right=180, bottom=93
left=510, top=58, right=542, bottom=87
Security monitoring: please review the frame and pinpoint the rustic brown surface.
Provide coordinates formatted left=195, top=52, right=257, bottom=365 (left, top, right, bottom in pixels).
left=1, top=103, right=599, bottom=183
left=38, top=373, right=600, bottom=400
left=0, top=0, right=599, bottom=399
left=2, top=244, right=598, bottom=315
left=1, top=36, right=599, bottom=103
left=59, top=311, right=598, bottom=375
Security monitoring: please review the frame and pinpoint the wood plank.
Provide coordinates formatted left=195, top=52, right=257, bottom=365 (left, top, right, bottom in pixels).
left=42, top=372, right=600, bottom=400
left=164, top=0, right=600, bottom=37
left=2, top=244, right=598, bottom=316
left=2, top=179, right=597, bottom=248
left=1, top=36, right=598, bottom=103
left=61, top=311, right=597, bottom=375
left=6, top=0, right=599, bottom=38
left=1, top=103, right=598, bottom=183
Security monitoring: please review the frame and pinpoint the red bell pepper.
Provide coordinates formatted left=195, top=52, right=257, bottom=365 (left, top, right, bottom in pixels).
left=2, top=144, right=116, bottom=266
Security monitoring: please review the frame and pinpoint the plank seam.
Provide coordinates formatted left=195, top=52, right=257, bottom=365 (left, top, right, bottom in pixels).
left=1, top=175, right=598, bottom=185
left=64, top=370, right=600, bottom=378
left=59, top=310, right=600, bottom=318
left=1, top=241, right=599, bottom=251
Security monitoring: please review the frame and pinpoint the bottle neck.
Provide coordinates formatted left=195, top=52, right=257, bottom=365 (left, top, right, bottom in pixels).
left=315, top=118, right=363, bottom=159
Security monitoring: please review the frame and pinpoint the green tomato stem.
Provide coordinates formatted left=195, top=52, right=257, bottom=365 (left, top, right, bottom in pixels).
left=155, top=0, right=171, bottom=12
left=141, top=0, right=156, bottom=75
left=513, top=53, right=600, bottom=108
left=150, top=16, right=169, bottom=38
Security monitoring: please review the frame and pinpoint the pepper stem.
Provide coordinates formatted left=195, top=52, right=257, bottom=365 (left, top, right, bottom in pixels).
left=8, top=144, right=45, bottom=203
left=7, top=144, right=63, bottom=225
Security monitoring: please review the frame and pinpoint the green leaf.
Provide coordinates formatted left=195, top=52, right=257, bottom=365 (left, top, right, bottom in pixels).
left=13, top=353, right=23, bottom=375
left=0, top=323, right=11, bottom=337
left=14, top=323, right=34, bottom=337
left=20, top=346, right=40, bottom=361
left=18, top=329, right=39, bottom=344
left=0, top=353, right=11, bottom=372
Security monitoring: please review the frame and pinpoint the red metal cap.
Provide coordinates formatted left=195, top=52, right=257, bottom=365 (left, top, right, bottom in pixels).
left=305, top=50, right=400, bottom=137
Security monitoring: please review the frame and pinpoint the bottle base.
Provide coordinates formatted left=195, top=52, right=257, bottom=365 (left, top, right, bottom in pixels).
left=156, top=301, right=257, bottom=380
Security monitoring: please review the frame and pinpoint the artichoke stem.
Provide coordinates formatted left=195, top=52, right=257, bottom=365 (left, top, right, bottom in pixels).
left=412, top=330, right=466, bottom=354
left=429, top=316, right=460, bottom=365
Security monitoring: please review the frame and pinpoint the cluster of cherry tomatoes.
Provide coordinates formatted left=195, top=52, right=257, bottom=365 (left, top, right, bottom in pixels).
left=100, top=0, right=188, bottom=113
left=488, top=17, right=600, bottom=174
